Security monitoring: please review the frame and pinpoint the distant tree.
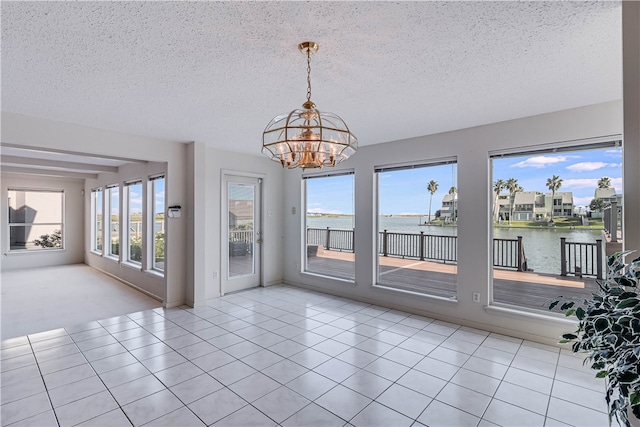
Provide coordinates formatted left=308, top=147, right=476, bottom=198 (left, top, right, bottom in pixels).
left=427, top=180, right=438, bottom=223
left=505, top=178, right=520, bottom=225
left=590, top=198, right=605, bottom=212
left=598, top=177, right=611, bottom=189
left=546, top=175, right=563, bottom=221
left=33, top=229, right=62, bottom=248
left=448, top=186, right=456, bottom=195
left=493, top=179, right=505, bottom=222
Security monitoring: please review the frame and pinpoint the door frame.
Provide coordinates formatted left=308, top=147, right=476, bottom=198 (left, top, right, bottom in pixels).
left=220, top=170, right=265, bottom=296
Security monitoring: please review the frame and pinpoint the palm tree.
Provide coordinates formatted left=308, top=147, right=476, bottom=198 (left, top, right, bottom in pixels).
left=598, top=177, right=611, bottom=189
left=546, top=175, right=563, bottom=222
left=505, top=178, right=519, bottom=225
left=493, top=179, right=505, bottom=222
left=427, top=180, right=438, bottom=223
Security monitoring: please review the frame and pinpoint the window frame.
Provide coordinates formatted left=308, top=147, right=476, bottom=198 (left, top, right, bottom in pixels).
left=302, top=170, right=356, bottom=282
left=373, top=158, right=459, bottom=300
left=124, top=180, right=143, bottom=266
left=150, top=175, right=165, bottom=273
left=91, top=187, right=103, bottom=254
left=106, top=185, right=120, bottom=260
left=7, top=188, right=65, bottom=252
left=488, top=138, right=622, bottom=312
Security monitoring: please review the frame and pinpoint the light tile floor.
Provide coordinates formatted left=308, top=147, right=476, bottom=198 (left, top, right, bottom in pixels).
left=1, top=285, right=609, bottom=427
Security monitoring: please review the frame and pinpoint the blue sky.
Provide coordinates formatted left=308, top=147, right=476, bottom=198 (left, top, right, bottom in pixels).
left=307, top=147, right=622, bottom=215
left=126, top=178, right=165, bottom=215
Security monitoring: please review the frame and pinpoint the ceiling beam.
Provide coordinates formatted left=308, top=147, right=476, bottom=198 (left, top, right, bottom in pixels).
left=1, top=166, right=97, bottom=180
left=1, top=155, right=118, bottom=173
left=0, top=143, right=148, bottom=164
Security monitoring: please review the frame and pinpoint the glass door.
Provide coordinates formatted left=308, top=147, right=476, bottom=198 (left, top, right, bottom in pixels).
left=222, top=175, right=262, bottom=294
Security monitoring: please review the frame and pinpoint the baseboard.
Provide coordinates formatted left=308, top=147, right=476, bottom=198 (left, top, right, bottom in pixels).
left=90, top=265, right=164, bottom=304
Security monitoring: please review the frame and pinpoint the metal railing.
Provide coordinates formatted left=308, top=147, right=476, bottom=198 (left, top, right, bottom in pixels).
left=493, top=236, right=527, bottom=272
left=560, top=237, right=604, bottom=279
left=308, top=227, right=524, bottom=270
left=603, top=201, right=622, bottom=243
left=229, top=229, right=253, bottom=244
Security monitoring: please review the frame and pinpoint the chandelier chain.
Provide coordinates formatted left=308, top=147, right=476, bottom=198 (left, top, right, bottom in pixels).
left=306, top=48, right=312, bottom=103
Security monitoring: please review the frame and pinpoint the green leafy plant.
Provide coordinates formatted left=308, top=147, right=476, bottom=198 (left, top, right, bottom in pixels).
left=33, top=229, right=62, bottom=248
left=550, top=250, right=640, bottom=426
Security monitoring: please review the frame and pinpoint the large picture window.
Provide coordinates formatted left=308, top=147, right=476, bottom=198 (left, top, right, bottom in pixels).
left=375, top=160, right=458, bottom=299
left=151, top=176, right=165, bottom=272
left=126, top=181, right=143, bottom=264
left=107, top=185, right=119, bottom=257
left=91, top=188, right=103, bottom=253
left=490, top=140, right=622, bottom=312
left=304, top=172, right=355, bottom=281
left=8, top=189, right=64, bottom=251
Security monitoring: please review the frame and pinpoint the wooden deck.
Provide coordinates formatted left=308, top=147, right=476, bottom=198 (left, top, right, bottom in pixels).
left=307, top=248, right=597, bottom=312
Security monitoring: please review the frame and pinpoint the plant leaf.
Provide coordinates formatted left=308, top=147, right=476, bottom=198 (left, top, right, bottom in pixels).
left=596, top=370, right=608, bottom=378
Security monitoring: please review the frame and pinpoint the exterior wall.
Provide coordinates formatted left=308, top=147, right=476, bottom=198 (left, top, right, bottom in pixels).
left=282, top=101, right=623, bottom=344
left=1, top=174, right=84, bottom=270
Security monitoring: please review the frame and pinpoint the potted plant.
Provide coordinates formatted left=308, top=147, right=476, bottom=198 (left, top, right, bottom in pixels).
left=550, top=250, right=640, bottom=427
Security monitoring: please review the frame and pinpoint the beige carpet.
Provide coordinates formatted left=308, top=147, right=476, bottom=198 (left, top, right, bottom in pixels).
left=1, top=264, right=163, bottom=339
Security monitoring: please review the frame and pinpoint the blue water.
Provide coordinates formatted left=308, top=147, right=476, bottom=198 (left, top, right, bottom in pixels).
left=307, top=216, right=603, bottom=274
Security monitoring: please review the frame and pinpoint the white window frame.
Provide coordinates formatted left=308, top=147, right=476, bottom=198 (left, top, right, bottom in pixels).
left=8, top=188, right=65, bottom=252
left=91, top=187, right=103, bottom=254
left=125, top=181, right=143, bottom=266
left=150, top=175, right=165, bottom=273
left=106, top=185, right=120, bottom=260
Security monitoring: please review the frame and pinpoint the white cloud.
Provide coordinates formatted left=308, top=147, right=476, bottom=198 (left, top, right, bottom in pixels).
left=573, top=196, right=593, bottom=207
left=566, top=162, right=619, bottom=172
left=562, top=177, right=622, bottom=191
left=511, top=156, right=568, bottom=168
left=307, top=207, right=344, bottom=214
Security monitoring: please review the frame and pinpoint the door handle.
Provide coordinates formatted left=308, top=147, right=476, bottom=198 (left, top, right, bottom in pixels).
left=257, top=239, right=263, bottom=244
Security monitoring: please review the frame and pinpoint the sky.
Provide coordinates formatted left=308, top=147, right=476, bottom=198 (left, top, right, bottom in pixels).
left=126, top=178, right=165, bottom=215
left=306, top=147, right=622, bottom=215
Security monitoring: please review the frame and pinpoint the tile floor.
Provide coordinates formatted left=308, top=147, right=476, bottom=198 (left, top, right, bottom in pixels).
left=1, top=285, right=609, bottom=427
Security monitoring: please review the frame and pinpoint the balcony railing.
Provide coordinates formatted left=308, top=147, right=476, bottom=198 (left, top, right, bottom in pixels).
left=307, top=228, right=525, bottom=271
left=560, top=237, right=604, bottom=279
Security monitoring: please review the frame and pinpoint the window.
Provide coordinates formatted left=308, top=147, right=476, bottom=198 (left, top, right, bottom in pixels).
left=8, top=189, right=64, bottom=251
left=107, top=185, right=119, bottom=257
left=126, top=181, right=143, bottom=264
left=375, top=160, right=458, bottom=299
left=91, top=188, right=103, bottom=253
left=490, top=140, right=622, bottom=313
left=304, top=172, right=355, bottom=280
left=151, top=176, right=165, bottom=272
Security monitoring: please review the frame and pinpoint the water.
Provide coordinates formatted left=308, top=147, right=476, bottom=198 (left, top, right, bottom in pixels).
left=307, top=216, right=603, bottom=274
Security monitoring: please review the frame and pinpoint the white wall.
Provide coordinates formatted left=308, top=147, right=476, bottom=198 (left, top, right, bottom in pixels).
left=193, top=145, right=284, bottom=302
left=1, top=174, right=84, bottom=270
left=84, top=161, right=168, bottom=301
left=1, top=113, right=189, bottom=307
left=282, top=101, right=624, bottom=344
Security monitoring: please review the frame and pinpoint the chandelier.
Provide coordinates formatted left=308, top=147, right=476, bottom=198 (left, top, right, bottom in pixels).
left=262, top=41, right=358, bottom=170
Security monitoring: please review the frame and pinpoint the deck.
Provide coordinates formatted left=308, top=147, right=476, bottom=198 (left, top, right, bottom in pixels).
left=306, top=248, right=597, bottom=312
left=228, top=247, right=596, bottom=312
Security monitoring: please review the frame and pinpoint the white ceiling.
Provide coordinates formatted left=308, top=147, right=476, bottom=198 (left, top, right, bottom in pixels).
left=1, top=1, right=622, bottom=157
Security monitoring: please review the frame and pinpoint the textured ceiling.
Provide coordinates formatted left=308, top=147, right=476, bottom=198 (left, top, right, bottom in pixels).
left=1, top=1, right=622, bottom=155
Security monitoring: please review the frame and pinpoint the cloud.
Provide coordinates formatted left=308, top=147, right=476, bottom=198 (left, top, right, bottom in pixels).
left=561, top=177, right=622, bottom=191
left=566, top=162, right=619, bottom=172
left=307, top=207, right=344, bottom=215
left=605, top=149, right=622, bottom=158
left=511, top=155, right=568, bottom=168
left=573, top=196, right=593, bottom=207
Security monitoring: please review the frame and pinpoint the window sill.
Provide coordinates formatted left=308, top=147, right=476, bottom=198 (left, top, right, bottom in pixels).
left=372, top=283, right=459, bottom=304
left=6, top=248, right=66, bottom=256
left=300, top=271, right=356, bottom=286
left=485, top=303, right=577, bottom=327
left=122, top=261, right=142, bottom=271
left=105, top=255, right=120, bottom=262
left=90, top=250, right=102, bottom=257
left=146, top=269, right=165, bottom=279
